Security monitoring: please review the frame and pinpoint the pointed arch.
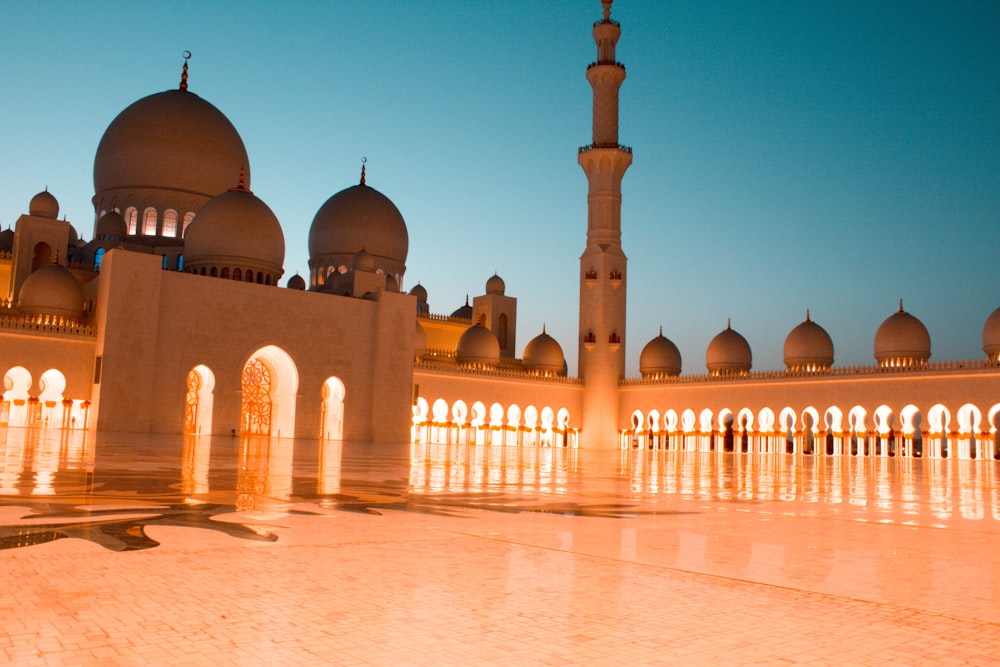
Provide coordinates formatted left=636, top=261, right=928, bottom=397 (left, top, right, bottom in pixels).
left=320, top=376, right=345, bottom=440
left=184, top=365, right=215, bottom=435
left=240, top=345, right=298, bottom=438
left=2, top=366, right=33, bottom=427
left=38, top=369, right=66, bottom=428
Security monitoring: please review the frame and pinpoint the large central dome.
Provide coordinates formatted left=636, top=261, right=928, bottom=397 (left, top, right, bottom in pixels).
left=93, top=87, right=250, bottom=231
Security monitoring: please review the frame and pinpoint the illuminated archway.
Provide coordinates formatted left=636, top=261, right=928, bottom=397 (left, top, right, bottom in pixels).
left=184, top=365, right=215, bottom=435
left=320, top=376, right=345, bottom=440
left=38, top=369, right=66, bottom=428
left=240, top=346, right=298, bottom=438
left=2, top=367, right=33, bottom=427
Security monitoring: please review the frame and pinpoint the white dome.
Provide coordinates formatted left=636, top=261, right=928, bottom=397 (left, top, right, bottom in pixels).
left=29, top=190, right=59, bottom=218
left=639, top=329, right=682, bottom=377
left=485, top=273, right=505, bottom=295
left=94, top=88, right=249, bottom=212
left=523, top=327, right=565, bottom=374
left=308, top=181, right=408, bottom=283
left=183, top=181, right=284, bottom=283
left=983, top=306, right=1000, bottom=361
left=783, top=312, right=834, bottom=371
left=18, top=264, right=84, bottom=321
left=456, top=324, right=500, bottom=368
left=706, top=321, right=752, bottom=376
left=874, top=301, right=930, bottom=367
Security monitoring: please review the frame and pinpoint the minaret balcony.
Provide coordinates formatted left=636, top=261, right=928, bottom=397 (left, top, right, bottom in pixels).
left=579, top=143, right=632, bottom=154
left=587, top=61, right=626, bottom=72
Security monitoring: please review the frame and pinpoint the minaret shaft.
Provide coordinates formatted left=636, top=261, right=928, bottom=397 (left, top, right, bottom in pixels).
left=578, top=0, right=631, bottom=448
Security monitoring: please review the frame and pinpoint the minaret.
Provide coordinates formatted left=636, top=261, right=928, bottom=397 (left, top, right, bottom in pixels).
left=578, top=0, right=632, bottom=448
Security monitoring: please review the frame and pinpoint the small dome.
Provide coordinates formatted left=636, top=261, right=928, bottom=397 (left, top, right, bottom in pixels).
left=94, top=88, right=250, bottom=206
left=983, top=307, right=1000, bottom=361
left=456, top=323, right=500, bottom=368
left=287, top=274, right=306, bottom=290
left=639, top=329, right=682, bottom=378
left=409, top=283, right=427, bottom=301
left=18, top=264, right=84, bottom=321
left=0, top=228, right=14, bottom=252
left=352, top=248, right=375, bottom=272
left=308, top=181, right=408, bottom=281
left=183, top=182, right=284, bottom=281
left=451, top=296, right=473, bottom=320
left=485, top=273, right=505, bottom=295
left=874, top=301, right=930, bottom=367
left=96, top=211, right=127, bottom=241
left=29, top=190, right=59, bottom=218
left=523, top=327, right=565, bottom=374
left=783, top=312, right=834, bottom=371
left=414, top=321, right=428, bottom=360
left=706, top=321, right=752, bottom=376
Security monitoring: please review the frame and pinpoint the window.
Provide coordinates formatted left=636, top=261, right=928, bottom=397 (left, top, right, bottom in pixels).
left=177, top=254, right=184, bottom=271
left=182, top=212, right=195, bottom=236
left=233, top=268, right=241, bottom=281
left=125, top=208, right=138, bottom=235
left=143, top=208, right=157, bottom=236
left=162, top=210, right=178, bottom=238
left=94, top=248, right=106, bottom=270
left=161, top=255, right=168, bottom=269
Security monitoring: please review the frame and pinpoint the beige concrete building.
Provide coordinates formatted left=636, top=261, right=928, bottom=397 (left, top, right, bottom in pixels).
left=2, top=1, right=999, bottom=458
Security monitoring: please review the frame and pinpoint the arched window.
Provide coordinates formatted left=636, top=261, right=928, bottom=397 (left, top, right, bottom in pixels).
left=210, top=267, right=218, bottom=277
left=498, top=314, right=509, bottom=349
left=31, top=242, right=52, bottom=272
left=94, top=247, right=106, bottom=270
left=125, top=207, right=138, bottom=235
left=245, top=270, right=254, bottom=283
left=177, top=254, right=184, bottom=271
left=221, top=267, right=230, bottom=279
left=142, top=208, right=157, bottom=236
left=233, top=268, right=242, bottom=281
left=161, top=255, right=168, bottom=269
left=182, top=212, right=195, bottom=236
left=161, top=210, right=178, bottom=238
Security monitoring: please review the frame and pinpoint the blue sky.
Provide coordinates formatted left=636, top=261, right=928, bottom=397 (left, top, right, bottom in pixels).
left=2, top=1, right=998, bottom=375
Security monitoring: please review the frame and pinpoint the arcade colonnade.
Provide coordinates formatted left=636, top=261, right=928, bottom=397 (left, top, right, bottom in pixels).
left=412, top=397, right=578, bottom=448
left=623, top=402, right=1000, bottom=460
left=1, top=366, right=90, bottom=429
left=183, top=345, right=345, bottom=439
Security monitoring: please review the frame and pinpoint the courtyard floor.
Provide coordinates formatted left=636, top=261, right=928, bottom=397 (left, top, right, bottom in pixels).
left=2, top=429, right=999, bottom=665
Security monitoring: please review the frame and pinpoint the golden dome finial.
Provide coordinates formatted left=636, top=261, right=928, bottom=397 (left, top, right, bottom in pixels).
left=899, top=298, right=904, bottom=313
left=806, top=308, right=811, bottom=322
left=230, top=167, right=250, bottom=193
left=180, top=51, right=191, bottom=91
left=659, top=325, right=663, bottom=336
left=727, top=318, right=731, bottom=330
left=602, top=0, right=612, bottom=21
left=360, top=156, right=367, bottom=186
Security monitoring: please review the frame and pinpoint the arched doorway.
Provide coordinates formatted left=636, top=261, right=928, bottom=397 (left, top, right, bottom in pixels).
left=240, top=346, right=298, bottom=438
left=2, top=367, right=33, bottom=427
left=184, top=365, right=215, bottom=435
left=38, top=369, right=66, bottom=428
left=320, top=377, right=346, bottom=440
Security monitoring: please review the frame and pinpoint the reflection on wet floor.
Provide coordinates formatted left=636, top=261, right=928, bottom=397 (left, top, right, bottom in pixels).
left=1, top=427, right=998, bottom=553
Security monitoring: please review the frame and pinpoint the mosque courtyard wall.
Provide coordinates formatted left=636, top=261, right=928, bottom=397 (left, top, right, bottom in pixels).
left=89, top=249, right=414, bottom=442
left=619, top=366, right=1000, bottom=456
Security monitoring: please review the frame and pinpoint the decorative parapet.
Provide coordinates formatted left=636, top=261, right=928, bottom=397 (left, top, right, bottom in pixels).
left=621, top=358, right=999, bottom=386
left=418, top=312, right=473, bottom=325
left=0, top=250, right=12, bottom=260
left=0, top=314, right=97, bottom=337
left=415, top=356, right=581, bottom=384
left=579, top=143, right=632, bottom=154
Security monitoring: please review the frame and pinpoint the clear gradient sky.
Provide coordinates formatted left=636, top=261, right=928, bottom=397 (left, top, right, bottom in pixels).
left=2, top=1, right=998, bottom=376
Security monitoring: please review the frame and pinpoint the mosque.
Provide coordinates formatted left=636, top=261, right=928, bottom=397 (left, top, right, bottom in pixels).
left=2, top=0, right=999, bottom=460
